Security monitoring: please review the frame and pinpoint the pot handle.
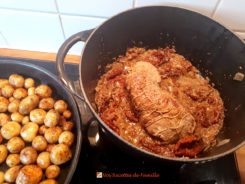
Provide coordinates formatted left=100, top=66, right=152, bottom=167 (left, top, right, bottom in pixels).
left=56, top=29, right=94, bottom=101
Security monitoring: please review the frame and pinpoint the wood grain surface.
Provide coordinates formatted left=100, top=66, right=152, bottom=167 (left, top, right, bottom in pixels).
left=0, top=48, right=244, bottom=183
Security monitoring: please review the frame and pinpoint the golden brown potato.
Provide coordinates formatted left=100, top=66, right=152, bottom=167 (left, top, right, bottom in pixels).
left=0, top=79, right=9, bottom=88
left=39, top=98, right=55, bottom=110
left=24, top=78, right=35, bottom=89
left=11, top=112, right=24, bottom=122
left=0, top=171, right=4, bottom=183
left=16, top=165, right=43, bottom=184
left=20, top=122, right=39, bottom=142
left=13, top=88, right=28, bottom=99
left=1, top=121, right=21, bottom=139
left=44, top=127, right=62, bottom=144
left=54, top=100, right=67, bottom=113
left=20, top=147, right=37, bottom=165
left=37, top=152, right=50, bottom=169
left=39, top=125, right=48, bottom=135
left=32, top=136, right=47, bottom=152
left=30, top=109, right=46, bottom=125
left=4, top=165, right=21, bottom=183
left=40, top=179, right=58, bottom=184
left=7, top=137, right=25, bottom=153
left=27, top=87, right=36, bottom=96
left=6, top=154, right=20, bottom=167
left=9, top=96, right=14, bottom=102
left=22, top=116, right=30, bottom=125
left=0, top=144, right=8, bottom=164
left=1, top=85, right=14, bottom=98
left=35, top=85, right=52, bottom=98
left=63, top=110, right=72, bottom=119
left=9, top=74, right=24, bottom=88
left=61, top=121, right=74, bottom=131
left=0, top=97, right=9, bottom=113
left=19, top=95, right=39, bottom=115
left=0, top=132, right=2, bottom=143
left=45, top=165, right=60, bottom=179
left=0, top=113, right=10, bottom=126
left=50, top=144, right=72, bottom=165
left=8, top=99, right=20, bottom=113
left=44, top=110, right=60, bottom=128
left=46, top=144, right=55, bottom=153
left=58, top=131, right=74, bottom=147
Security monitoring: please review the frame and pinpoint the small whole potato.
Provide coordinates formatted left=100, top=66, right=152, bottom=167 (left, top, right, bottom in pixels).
left=1, top=121, right=21, bottom=139
left=44, top=127, right=62, bottom=144
left=19, top=95, right=39, bottom=115
left=8, top=99, right=20, bottom=113
left=9, top=74, right=24, bottom=88
left=13, top=88, right=28, bottom=99
left=24, top=78, right=35, bottom=89
left=27, top=87, right=36, bottom=96
left=37, top=152, right=50, bottom=169
left=0, top=144, right=8, bottom=164
left=1, top=84, right=14, bottom=98
left=7, top=137, right=25, bottom=153
left=58, top=131, right=74, bottom=147
left=9, top=96, right=15, bottom=102
left=0, top=113, right=10, bottom=126
left=20, top=122, right=39, bottom=142
left=30, top=109, right=46, bottom=125
left=0, top=171, right=4, bottom=183
left=16, top=165, right=43, bottom=184
left=39, top=125, right=49, bottom=135
left=39, top=98, right=55, bottom=110
left=63, top=110, right=72, bottom=119
left=45, top=165, right=60, bottom=179
left=0, top=79, right=9, bottom=88
left=0, top=97, right=9, bottom=113
left=61, top=121, right=74, bottom=131
left=22, top=116, right=30, bottom=125
left=35, top=85, right=52, bottom=98
left=40, top=179, right=58, bottom=184
left=20, top=147, right=37, bottom=165
left=32, top=136, right=47, bottom=152
left=54, top=100, right=67, bottom=113
left=6, top=154, right=20, bottom=167
left=44, top=110, right=60, bottom=127
left=50, top=144, right=72, bottom=165
left=4, top=165, right=21, bottom=183
left=11, top=112, right=24, bottom=122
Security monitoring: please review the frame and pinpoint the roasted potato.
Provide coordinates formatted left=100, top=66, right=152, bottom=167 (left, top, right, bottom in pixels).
left=13, top=88, right=28, bottom=99
left=50, top=144, right=72, bottom=165
left=27, top=87, right=36, bottom=96
left=0, top=113, right=10, bottom=126
left=0, top=144, right=8, bottom=164
left=54, top=100, right=67, bottom=113
left=19, top=95, right=39, bottom=115
left=35, top=85, right=52, bottom=98
left=9, top=96, right=14, bottom=102
left=39, top=125, right=48, bottom=135
left=45, top=165, right=60, bottom=179
left=44, top=110, right=60, bottom=127
left=61, top=121, right=74, bottom=131
left=40, top=179, right=58, bottom=184
left=11, top=112, right=24, bottom=122
left=1, top=121, right=21, bottom=139
left=0, top=171, right=4, bottom=183
left=21, top=116, right=30, bottom=125
left=24, top=78, right=35, bottom=89
left=16, top=165, right=43, bottom=184
left=39, top=98, right=55, bottom=110
left=6, top=154, right=20, bottom=167
left=20, top=122, right=39, bottom=142
left=32, top=136, right=47, bottom=152
left=9, top=74, right=24, bottom=88
left=44, top=127, right=62, bottom=144
left=58, top=131, right=74, bottom=147
left=0, top=79, right=9, bottom=88
left=63, top=110, right=72, bottom=119
left=8, top=99, right=20, bottom=113
left=4, top=165, right=21, bottom=183
left=20, top=147, right=37, bottom=165
left=7, top=137, right=25, bottom=153
left=30, top=109, right=46, bottom=125
left=1, top=85, right=14, bottom=98
left=37, top=152, right=50, bottom=169
left=0, top=97, right=9, bottom=113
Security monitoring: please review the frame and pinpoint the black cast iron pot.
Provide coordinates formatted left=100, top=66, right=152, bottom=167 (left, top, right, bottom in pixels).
left=56, top=6, right=245, bottom=163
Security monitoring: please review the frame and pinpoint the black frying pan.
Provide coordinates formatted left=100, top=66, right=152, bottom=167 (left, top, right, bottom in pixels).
left=56, top=6, right=245, bottom=163
left=0, top=61, right=82, bottom=183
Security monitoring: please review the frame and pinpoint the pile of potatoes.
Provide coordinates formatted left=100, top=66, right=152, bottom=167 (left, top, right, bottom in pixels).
left=0, top=74, right=75, bottom=184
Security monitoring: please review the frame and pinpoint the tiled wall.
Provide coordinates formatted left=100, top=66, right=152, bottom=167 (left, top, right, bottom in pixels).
left=0, top=0, right=244, bottom=55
